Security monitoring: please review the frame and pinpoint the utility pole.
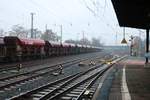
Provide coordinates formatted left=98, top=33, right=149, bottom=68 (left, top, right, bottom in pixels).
left=45, top=24, right=48, bottom=34
left=45, top=24, right=48, bottom=36
left=146, top=29, right=149, bottom=63
left=31, top=13, right=35, bottom=38
left=82, top=31, right=85, bottom=46
left=45, top=24, right=48, bottom=31
left=76, top=33, right=79, bottom=41
left=139, top=30, right=141, bottom=56
left=115, top=32, right=117, bottom=45
left=60, top=25, right=62, bottom=44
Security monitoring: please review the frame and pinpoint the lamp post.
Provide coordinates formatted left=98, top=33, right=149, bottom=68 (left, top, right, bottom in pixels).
left=60, top=25, right=62, bottom=44
left=30, top=12, right=35, bottom=38
left=53, top=24, right=63, bottom=43
left=121, top=27, right=127, bottom=44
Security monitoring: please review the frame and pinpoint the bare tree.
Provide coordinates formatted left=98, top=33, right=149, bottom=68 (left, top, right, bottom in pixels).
left=9, top=25, right=28, bottom=38
left=80, top=38, right=91, bottom=46
left=41, top=29, right=59, bottom=41
left=0, top=29, right=4, bottom=37
left=65, top=38, right=91, bottom=46
left=91, top=37, right=102, bottom=47
left=65, top=37, right=103, bottom=47
left=33, top=28, right=42, bottom=39
left=65, top=39, right=78, bottom=44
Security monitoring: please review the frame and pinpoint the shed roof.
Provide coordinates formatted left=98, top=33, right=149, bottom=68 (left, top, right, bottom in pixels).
left=111, top=0, right=150, bottom=29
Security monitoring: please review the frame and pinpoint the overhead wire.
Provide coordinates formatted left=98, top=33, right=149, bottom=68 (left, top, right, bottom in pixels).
left=81, top=0, right=125, bottom=45
left=81, top=0, right=120, bottom=34
left=82, top=0, right=97, bottom=16
left=25, top=0, right=72, bottom=25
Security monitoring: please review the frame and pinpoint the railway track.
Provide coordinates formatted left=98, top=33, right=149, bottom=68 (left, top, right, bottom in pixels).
left=0, top=52, right=106, bottom=73
left=0, top=54, right=106, bottom=82
left=0, top=53, right=112, bottom=83
left=0, top=53, right=109, bottom=81
left=9, top=57, right=120, bottom=100
left=0, top=55, right=113, bottom=99
left=0, top=58, right=92, bottom=88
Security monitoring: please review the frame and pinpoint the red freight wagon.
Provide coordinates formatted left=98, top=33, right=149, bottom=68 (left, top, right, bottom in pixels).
left=18, top=38, right=45, bottom=46
left=0, top=37, right=6, bottom=62
left=48, top=41, right=61, bottom=56
left=4, top=36, right=45, bottom=61
left=62, top=43, right=70, bottom=55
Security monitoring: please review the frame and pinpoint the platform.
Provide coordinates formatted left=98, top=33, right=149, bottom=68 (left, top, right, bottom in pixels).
left=93, top=56, right=150, bottom=100
left=109, top=56, right=150, bottom=100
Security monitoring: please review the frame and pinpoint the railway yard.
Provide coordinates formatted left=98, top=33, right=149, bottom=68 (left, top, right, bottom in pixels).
left=0, top=50, right=125, bottom=100
left=0, top=0, right=150, bottom=99
left=0, top=47, right=150, bottom=100
left=0, top=37, right=146, bottom=100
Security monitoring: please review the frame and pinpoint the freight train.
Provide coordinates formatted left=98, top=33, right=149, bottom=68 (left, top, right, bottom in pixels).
left=0, top=36, right=101, bottom=62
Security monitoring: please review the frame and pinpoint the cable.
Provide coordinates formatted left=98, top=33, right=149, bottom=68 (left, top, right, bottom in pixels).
left=81, top=0, right=120, bottom=34
left=82, top=0, right=97, bottom=16
left=28, top=0, right=72, bottom=24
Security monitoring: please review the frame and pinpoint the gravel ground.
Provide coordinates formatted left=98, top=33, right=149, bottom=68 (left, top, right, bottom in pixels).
left=0, top=51, right=108, bottom=79
left=0, top=52, right=107, bottom=99
left=0, top=51, right=106, bottom=68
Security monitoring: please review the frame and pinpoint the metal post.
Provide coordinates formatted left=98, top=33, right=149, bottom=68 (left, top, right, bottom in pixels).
left=139, top=31, right=141, bottom=56
left=31, top=13, right=34, bottom=38
left=45, top=24, right=47, bottom=31
left=82, top=31, right=85, bottom=46
left=130, top=36, right=133, bottom=56
left=60, top=25, right=62, bottom=44
left=115, top=32, right=117, bottom=45
left=123, top=27, right=125, bottom=38
left=146, top=29, right=149, bottom=63
left=130, top=42, right=132, bottom=56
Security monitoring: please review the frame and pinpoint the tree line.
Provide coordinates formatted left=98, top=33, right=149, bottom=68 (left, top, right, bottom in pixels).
left=65, top=37, right=102, bottom=47
left=0, top=24, right=102, bottom=47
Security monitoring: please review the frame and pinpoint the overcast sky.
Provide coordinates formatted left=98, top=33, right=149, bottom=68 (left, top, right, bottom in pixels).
left=0, top=0, right=145, bottom=45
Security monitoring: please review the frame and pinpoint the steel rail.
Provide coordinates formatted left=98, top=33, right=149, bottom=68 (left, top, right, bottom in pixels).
left=0, top=55, right=107, bottom=91
left=9, top=61, right=107, bottom=100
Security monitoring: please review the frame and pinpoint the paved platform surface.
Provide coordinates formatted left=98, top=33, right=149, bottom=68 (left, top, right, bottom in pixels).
left=109, top=56, right=150, bottom=100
